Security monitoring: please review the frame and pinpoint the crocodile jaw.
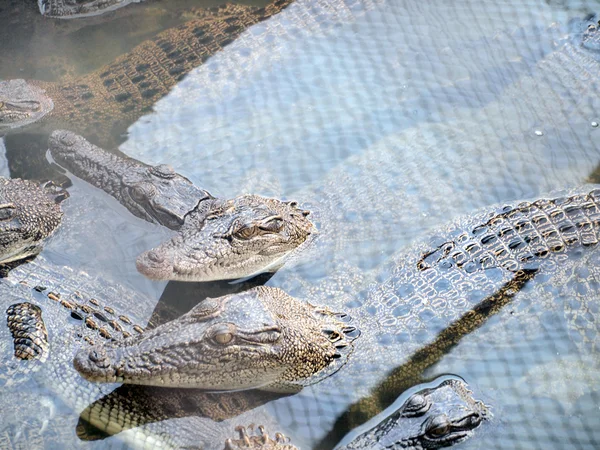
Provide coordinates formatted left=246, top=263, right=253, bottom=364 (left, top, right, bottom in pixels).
left=136, top=195, right=316, bottom=282
left=0, top=80, right=53, bottom=131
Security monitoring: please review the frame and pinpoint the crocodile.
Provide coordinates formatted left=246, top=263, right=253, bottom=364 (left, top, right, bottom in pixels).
left=225, top=378, right=488, bottom=450
left=61, top=188, right=600, bottom=448
left=38, top=0, right=143, bottom=18
left=49, top=129, right=316, bottom=281
left=0, top=0, right=295, bottom=148
left=0, top=177, right=65, bottom=264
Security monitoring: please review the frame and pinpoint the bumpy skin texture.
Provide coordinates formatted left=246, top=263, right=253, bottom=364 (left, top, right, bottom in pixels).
left=136, top=196, right=316, bottom=282
left=6, top=302, right=48, bottom=363
left=5, top=188, right=600, bottom=448
left=227, top=380, right=487, bottom=450
left=77, top=188, right=600, bottom=390
left=38, top=0, right=140, bottom=18
left=2, top=0, right=294, bottom=147
left=0, top=177, right=65, bottom=264
left=339, top=379, right=487, bottom=450
left=49, top=129, right=316, bottom=281
left=74, top=286, right=355, bottom=389
left=0, top=80, right=53, bottom=132
left=225, top=425, right=298, bottom=450
left=49, top=129, right=210, bottom=230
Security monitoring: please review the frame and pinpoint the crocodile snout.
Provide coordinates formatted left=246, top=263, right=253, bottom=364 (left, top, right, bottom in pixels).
left=49, top=129, right=78, bottom=153
left=73, top=346, right=118, bottom=382
left=136, top=248, right=174, bottom=280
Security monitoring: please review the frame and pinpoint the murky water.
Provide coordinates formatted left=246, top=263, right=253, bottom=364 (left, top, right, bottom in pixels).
left=1, top=0, right=600, bottom=448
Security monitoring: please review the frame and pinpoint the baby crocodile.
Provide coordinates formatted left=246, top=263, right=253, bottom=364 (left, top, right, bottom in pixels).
left=0, top=177, right=65, bottom=264
left=226, top=378, right=488, bottom=450
left=49, top=130, right=316, bottom=282
left=1, top=0, right=294, bottom=147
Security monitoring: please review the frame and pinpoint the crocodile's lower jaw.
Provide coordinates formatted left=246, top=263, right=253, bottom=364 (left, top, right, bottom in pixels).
left=135, top=249, right=290, bottom=282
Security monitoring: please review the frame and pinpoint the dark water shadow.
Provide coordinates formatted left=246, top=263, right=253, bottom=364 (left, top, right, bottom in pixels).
left=148, top=272, right=275, bottom=327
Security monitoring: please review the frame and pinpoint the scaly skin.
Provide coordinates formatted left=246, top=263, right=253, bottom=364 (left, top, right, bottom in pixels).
left=1, top=188, right=597, bottom=448
left=225, top=379, right=488, bottom=450
left=136, top=195, right=316, bottom=282
left=0, top=255, right=352, bottom=448
left=0, top=80, right=54, bottom=132
left=38, top=0, right=140, bottom=18
left=49, top=130, right=317, bottom=281
left=0, top=177, right=65, bottom=264
left=338, top=379, right=487, bottom=450
left=65, top=187, right=600, bottom=450
left=6, top=303, right=48, bottom=363
left=76, top=188, right=600, bottom=388
left=74, top=286, right=355, bottom=390
left=0, top=0, right=295, bottom=147
left=49, top=129, right=211, bottom=230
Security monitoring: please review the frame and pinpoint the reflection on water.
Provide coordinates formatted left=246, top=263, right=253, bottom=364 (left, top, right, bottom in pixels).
left=1, top=0, right=600, bottom=448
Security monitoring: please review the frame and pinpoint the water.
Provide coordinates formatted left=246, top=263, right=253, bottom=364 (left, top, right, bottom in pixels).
left=1, top=0, right=600, bottom=448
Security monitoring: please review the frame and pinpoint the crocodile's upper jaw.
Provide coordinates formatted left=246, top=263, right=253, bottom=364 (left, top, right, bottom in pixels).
left=39, top=0, right=131, bottom=18
left=136, top=195, right=316, bottom=282
left=0, top=80, right=53, bottom=132
left=49, top=129, right=210, bottom=230
left=74, top=286, right=353, bottom=389
left=0, top=178, right=64, bottom=264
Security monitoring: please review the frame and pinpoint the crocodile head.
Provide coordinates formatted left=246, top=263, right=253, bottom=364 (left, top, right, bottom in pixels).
left=0, top=80, right=53, bottom=132
left=49, top=130, right=210, bottom=230
left=342, top=379, right=489, bottom=449
left=74, top=286, right=354, bottom=389
left=136, top=196, right=316, bottom=282
left=0, top=178, right=65, bottom=263
left=583, top=23, right=600, bottom=53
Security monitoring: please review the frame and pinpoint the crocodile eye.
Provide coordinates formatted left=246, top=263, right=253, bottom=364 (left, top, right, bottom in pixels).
left=214, top=332, right=233, bottom=344
left=210, top=324, right=236, bottom=345
left=234, top=225, right=260, bottom=240
left=129, top=183, right=156, bottom=202
left=425, top=415, right=451, bottom=438
left=0, top=203, right=16, bottom=221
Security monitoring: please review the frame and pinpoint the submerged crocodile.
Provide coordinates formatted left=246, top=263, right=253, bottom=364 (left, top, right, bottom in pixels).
left=0, top=0, right=294, bottom=148
left=225, top=378, right=488, bottom=450
left=49, top=129, right=316, bottom=281
left=38, top=0, right=142, bottom=18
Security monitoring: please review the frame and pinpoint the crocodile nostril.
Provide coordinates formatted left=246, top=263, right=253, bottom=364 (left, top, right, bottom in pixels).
left=59, top=133, right=76, bottom=147
left=147, top=250, right=165, bottom=264
left=89, top=348, right=110, bottom=368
